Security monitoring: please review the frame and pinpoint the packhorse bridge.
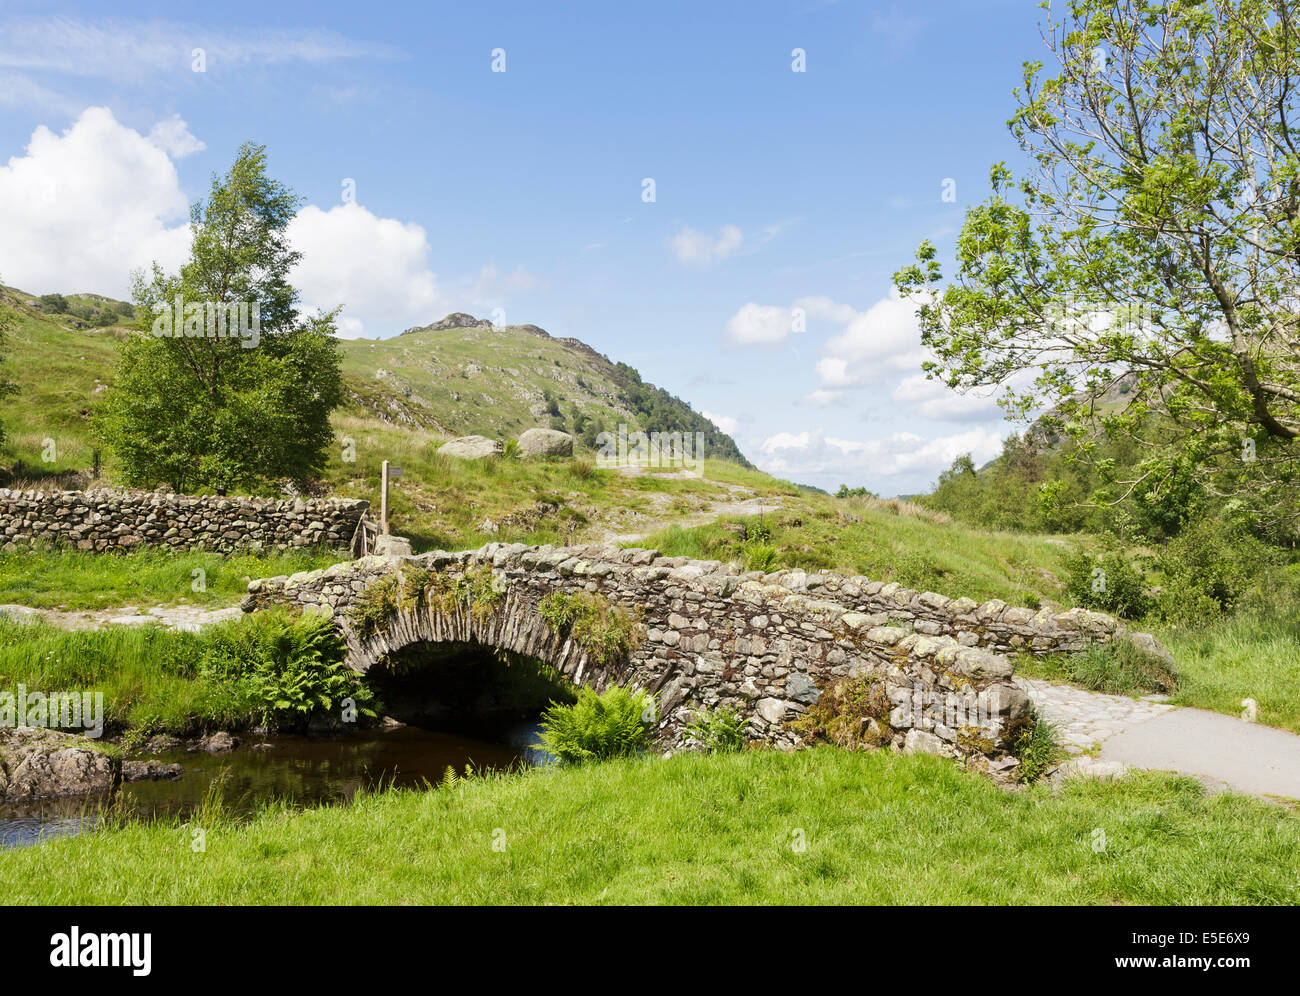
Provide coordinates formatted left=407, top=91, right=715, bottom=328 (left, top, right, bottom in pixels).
left=242, top=541, right=1170, bottom=770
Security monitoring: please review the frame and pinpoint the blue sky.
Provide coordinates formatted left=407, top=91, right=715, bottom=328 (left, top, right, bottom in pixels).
left=0, top=0, right=1050, bottom=494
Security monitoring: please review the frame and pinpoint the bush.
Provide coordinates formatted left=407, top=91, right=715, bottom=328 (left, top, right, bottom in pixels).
left=1009, top=707, right=1065, bottom=782
left=1152, top=519, right=1281, bottom=626
left=1063, top=637, right=1178, bottom=695
left=198, top=609, right=376, bottom=727
left=685, top=706, right=750, bottom=753
left=535, top=684, right=656, bottom=764
left=1063, top=550, right=1151, bottom=618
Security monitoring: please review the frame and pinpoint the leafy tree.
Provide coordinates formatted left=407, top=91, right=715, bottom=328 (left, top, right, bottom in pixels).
left=95, top=143, right=342, bottom=493
left=896, top=0, right=1300, bottom=539
left=38, top=293, right=68, bottom=313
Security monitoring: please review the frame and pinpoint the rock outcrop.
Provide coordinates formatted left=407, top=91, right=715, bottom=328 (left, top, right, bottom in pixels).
left=0, top=727, right=117, bottom=799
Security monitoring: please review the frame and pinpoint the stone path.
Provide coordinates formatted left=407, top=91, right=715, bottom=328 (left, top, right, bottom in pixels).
left=0, top=602, right=241, bottom=633
left=1015, top=676, right=1175, bottom=755
left=1017, top=675, right=1300, bottom=801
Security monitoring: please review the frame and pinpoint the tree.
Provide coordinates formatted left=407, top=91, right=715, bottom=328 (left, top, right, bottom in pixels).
left=896, top=0, right=1300, bottom=538
left=95, top=143, right=342, bottom=493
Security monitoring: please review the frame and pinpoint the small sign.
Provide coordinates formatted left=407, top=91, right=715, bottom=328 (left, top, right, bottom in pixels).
left=388, top=465, right=403, bottom=479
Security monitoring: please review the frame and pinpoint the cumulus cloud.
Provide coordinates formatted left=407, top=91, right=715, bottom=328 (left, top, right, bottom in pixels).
left=0, top=106, right=190, bottom=295
left=725, top=302, right=796, bottom=345
left=756, top=426, right=1003, bottom=482
left=702, top=410, right=740, bottom=435
left=891, top=373, right=1004, bottom=422
left=669, top=223, right=743, bottom=264
left=288, top=203, right=440, bottom=338
left=820, top=288, right=929, bottom=379
left=146, top=114, right=206, bottom=159
left=0, top=107, right=533, bottom=337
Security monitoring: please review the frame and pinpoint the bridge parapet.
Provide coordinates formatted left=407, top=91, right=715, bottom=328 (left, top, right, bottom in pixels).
left=242, top=542, right=1169, bottom=772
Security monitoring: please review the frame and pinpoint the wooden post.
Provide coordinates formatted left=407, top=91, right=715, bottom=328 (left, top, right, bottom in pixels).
left=380, top=459, right=390, bottom=535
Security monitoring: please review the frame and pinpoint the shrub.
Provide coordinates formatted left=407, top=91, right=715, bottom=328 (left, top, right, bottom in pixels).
left=1152, top=519, right=1281, bottom=626
left=1063, top=637, right=1178, bottom=695
left=789, top=675, right=891, bottom=749
left=1008, top=707, right=1065, bottom=783
left=1063, top=550, right=1151, bottom=618
left=198, top=609, right=376, bottom=727
left=685, top=705, right=750, bottom=753
left=538, top=590, right=641, bottom=663
left=742, top=543, right=779, bottom=573
left=535, top=684, right=656, bottom=764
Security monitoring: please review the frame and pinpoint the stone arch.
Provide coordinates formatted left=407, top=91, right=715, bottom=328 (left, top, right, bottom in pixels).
left=340, top=582, right=636, bottom=697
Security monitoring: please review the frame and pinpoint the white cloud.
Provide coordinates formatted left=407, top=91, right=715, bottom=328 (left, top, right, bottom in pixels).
left=820, top=288, right=929, bottom=377
left=670, top=223, right=743, bottom=264
left=146, top=114, right=206, bottom=159
left=756, top=426, right=1003, bottom=482
left=0, top=17, right=400, bottom=83
left=725, top=302, right=796, bottom=345
left=891, top=373, right=1004, bottom=421
left=0, top=106, right=190, bottom=296
left=701, top=410, right=740, bottom=436
left=797, top=388, right=844, bottom=407
left=288, top=203, right=440, bottom=338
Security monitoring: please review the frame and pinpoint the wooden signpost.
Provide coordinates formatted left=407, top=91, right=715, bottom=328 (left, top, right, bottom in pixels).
left=380, top=461, right=403, bottom=535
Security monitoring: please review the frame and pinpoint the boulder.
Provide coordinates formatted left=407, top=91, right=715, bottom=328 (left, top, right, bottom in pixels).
left=0, top=727, right=117, bottom=799
left=437, top=435, right=502, bottom=460
left=372, top=534, right=413, bottom=557
left=516, top=428, right=574, bottom=458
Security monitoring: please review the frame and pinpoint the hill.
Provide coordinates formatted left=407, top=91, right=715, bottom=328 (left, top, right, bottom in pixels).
left=0, top=289, right=751, bottom=475
left=342, top=314, right=751, bottom=465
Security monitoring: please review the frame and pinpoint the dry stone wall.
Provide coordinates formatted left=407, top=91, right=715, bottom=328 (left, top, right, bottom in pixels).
left=0, top=488, right=369, bottom=555
left=242, top=542, right=1169, bottom=772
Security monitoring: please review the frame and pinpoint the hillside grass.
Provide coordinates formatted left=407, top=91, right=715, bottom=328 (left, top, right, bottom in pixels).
left=632, top=504, right=1084, bottom=607
left=0, top=548, right=339, bottom=610
left=1, top=749, right=1295, bottom=904
left=325, top=414, right=793, bottom=551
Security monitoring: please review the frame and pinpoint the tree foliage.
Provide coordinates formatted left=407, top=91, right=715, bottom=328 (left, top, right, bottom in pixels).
left=95, top=143, right=342, bottom=493
left=896, top=0, right=1300, bottom=539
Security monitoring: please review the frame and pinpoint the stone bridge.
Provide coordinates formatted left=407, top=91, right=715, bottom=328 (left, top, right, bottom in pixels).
left=241, top=541, right=1169, bottom=771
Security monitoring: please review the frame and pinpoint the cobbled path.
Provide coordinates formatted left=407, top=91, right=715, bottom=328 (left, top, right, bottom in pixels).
left=1015, top=676, right=1176, bottom=754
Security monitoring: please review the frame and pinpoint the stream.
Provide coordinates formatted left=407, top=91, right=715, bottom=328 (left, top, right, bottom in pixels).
left=0, top=720, right=550, bottom=850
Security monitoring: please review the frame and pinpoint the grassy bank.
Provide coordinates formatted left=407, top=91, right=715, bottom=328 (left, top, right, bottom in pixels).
left=632, top=502, right=1084, bottom=606
left=0, top=610, right=367, bottom=738
left=1, top=749, right=1296, bottom=904
left=1161, top=608, right=1300, bottom=734
left=0, top=548, right=340, bottom=610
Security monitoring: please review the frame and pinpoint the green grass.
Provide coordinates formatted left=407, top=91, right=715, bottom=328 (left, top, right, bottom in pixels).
left=632, top=504, right=1085, bottom=606
left=0, top=621, right=213, bottom=735
left=1, top=749, right=1295, bottom=904
left=0, top=610, right=364, bottom=737
left=1160, top=608, right=1300, bottom=734
left=0, top=548, right=341, bottom=610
